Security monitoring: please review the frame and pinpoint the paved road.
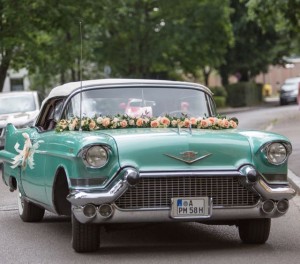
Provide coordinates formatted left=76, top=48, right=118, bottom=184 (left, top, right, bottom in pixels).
left=0, top=186, right=300, bottom=264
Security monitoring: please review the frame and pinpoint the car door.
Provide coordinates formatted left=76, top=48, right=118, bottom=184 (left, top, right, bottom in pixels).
left=20, top=128, right=49, bottom=205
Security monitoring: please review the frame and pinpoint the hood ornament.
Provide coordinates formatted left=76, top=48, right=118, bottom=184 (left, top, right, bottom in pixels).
left=164, top=151, right=212, bottom=164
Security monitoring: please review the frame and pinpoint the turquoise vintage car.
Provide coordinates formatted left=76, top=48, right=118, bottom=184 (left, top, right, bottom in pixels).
left=0, top=79, right=296, bottom=252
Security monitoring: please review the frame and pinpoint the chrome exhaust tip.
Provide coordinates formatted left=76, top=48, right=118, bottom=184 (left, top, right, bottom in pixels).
left=82, top=204, right=97, bottom=218
left=99, top=204, right=113, bottom=218
left=277, top=199, right=289, bottom=214
left=261, top=200, right=275, bottom=214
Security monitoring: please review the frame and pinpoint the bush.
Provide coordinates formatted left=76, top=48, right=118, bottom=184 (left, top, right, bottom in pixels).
left=225, top=82, right=263, bottom=107
left=214, top=96, right=227, bottom=108
left=210, top=86, right=228, bottom=97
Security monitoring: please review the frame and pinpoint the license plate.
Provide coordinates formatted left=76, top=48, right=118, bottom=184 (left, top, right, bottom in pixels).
left=171, top=197, right=211, bottom=218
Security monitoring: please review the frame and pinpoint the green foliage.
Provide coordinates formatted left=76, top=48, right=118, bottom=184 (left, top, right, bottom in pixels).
left=226, top=82, right=263, bottom=107
left=246, top=0, right=300, bottom=56
left=1, top=0, right=299, bottom=93
left=210, top=86, right=228, bottom=97
left=218, top=0, right=290, bottom=85
left=213, top=96, right=227, bottom=108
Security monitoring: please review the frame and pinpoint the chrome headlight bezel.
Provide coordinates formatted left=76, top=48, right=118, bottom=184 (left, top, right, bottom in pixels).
left=261, top=141, right=292, bottom=166
left=80, top=145, right=110, bottom=168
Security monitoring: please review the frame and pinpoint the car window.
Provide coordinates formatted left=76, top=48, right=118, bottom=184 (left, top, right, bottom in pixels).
left=63, top=87, right=213, bottom=119
left=0, top=94, right=36, bottom=114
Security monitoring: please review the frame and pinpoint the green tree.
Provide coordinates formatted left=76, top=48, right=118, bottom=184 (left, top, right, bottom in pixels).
left=218, top=0, right=289, bottom=85
left=92, top=0, right=233, bottom=84
left=0, top=0, right=99, bottom=92
left=165, top=0, right=233, bottom=85
left=246, top=0, right=300, bottom=55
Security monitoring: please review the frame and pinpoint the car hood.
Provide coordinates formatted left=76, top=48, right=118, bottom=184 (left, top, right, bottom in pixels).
left=100, top=128, right=253, bottom=171
left=0, top=111, right=38, bottom=128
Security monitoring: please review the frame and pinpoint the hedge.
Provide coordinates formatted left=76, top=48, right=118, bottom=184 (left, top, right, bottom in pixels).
left=225, top=82, right=263, bottom=107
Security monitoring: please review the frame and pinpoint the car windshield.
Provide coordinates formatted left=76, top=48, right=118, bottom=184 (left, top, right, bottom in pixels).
left=0, top=94, right=36, bottom=115
left=64, top=87, right=213, bottom=119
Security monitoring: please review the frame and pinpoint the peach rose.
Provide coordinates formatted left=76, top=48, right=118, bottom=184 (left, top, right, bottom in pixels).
left=151, top=120, right=159, bottom=128
left=190, top=117, right=197, bottom=125
left=89, top=120, right=96, bottom=130
left=201, top=119, right=209, bottom=128
left=102, top=117, right=111, bottom=127
left=120, top=120, right=128, bottom=128
left=160, top=117, right=170, bottom=127
left=230, top=120, right=237, bottom=128
left=183, top=118, right=191, bottom=128
left=136, top=118, right=144, bottom=127
left=223, top=119, right=229, bottom=128
left=208, top=117, right=217, bottom=125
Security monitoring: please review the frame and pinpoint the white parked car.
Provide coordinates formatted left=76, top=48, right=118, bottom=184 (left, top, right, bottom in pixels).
left=0, top=91, right=43, bottom=149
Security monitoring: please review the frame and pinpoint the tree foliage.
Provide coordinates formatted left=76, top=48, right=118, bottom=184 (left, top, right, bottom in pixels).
left=218, top=0, right=291, bottom=85
left=1, top=0, right=299, bottom=92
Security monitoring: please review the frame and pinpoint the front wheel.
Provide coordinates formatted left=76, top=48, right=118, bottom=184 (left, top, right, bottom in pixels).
left=17, top=191, right=45, bottom=222
left=71, top=214, right=100, bottom=253
left=238, top=218, right=271, bottom=244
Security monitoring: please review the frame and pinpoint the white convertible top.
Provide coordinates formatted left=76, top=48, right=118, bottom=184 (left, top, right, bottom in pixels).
left=46, top=79, right=211, bottom=100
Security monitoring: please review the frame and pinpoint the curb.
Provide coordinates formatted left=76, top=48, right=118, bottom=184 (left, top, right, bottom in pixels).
left=288, top=169, right=300, bottom=195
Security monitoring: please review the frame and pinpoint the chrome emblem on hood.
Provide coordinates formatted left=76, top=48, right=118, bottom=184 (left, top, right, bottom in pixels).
left=164, top=151, right=212, bottom=164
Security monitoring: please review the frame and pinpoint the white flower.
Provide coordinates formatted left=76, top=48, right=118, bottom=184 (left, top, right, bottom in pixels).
left=96, top=117, right=103, bottom=124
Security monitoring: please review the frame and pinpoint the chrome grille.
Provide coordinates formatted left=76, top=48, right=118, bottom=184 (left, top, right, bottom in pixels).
left=115, top=176, right=259, bottom=209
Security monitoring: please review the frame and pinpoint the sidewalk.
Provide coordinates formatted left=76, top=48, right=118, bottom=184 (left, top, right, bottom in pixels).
left=218, top=96, right=279, bottom=115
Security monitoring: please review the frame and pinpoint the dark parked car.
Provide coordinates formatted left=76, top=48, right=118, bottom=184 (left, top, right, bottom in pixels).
left=0, top=79, right=296, bottom=253
left=280, top=77, right=300, bottom=105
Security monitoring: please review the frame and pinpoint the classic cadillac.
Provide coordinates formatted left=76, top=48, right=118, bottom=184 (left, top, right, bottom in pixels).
left=0, top=79, right=296, bottom=252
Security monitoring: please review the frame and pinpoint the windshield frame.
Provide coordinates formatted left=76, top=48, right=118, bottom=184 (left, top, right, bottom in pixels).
left=59, top=84, right=216, bottom=121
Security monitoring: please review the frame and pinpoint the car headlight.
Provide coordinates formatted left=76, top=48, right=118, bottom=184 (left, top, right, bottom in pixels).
left=83, top=145, right=108, bottom=168
left=266, top=143, right=288, bottom=165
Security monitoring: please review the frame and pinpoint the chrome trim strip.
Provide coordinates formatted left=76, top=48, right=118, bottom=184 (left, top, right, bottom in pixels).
left=164, top=153, right=212, bottom=164
left=253, top=179, right=296, bottom=200
left=139, top=171, right=241, bottom=177
left=72, top=202, right=284, bottom=224
left=67, top=179, right=128, bottom=206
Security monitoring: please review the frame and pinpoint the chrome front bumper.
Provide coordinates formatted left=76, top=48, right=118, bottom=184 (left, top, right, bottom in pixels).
left=67, top=166, right=296, bottom=224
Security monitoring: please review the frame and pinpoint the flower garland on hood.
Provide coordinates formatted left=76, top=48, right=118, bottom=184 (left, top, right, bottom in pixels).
left=55, top=114, right=238, bottom=132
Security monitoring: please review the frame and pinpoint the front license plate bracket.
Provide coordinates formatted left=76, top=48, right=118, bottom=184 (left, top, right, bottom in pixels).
left=170, top=197, right=212, bottom=219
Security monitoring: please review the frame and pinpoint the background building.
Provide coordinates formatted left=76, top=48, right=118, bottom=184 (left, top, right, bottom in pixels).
left=2, top=68, right=30, bottom=92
